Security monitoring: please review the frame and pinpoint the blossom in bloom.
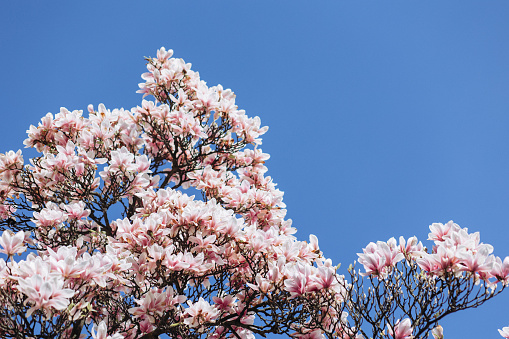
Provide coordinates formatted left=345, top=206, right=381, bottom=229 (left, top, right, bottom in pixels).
left=183, top=297, right=219, bottom=328
left=129, top=289, right=171, bottom=323
left=0, top=150, right=23, bottom=184
left=398, top=236, right=423, bottom=257
left=284, top=263, right=312, bottom=298
left=247, top=274, right=273, bottom=294
left=91, top=321, right=124, bottom=339
left=387, top=318, right=413, bottom=339
left=492, top=256, right=509, bottom=286
left=499, top=326, right=509, bottom=339
left=429, top=221, right=457, bottom=242
left=0, top=230, right=26, bottom=257
left=212, top=294, right=237, bottom=312
left=17, top=274, right=75, bottom=316
left=457, top=243, right=494, bottom=275
left=357, top=239, right=406, bottom=278
left=358, top=250, right=386, bottom=276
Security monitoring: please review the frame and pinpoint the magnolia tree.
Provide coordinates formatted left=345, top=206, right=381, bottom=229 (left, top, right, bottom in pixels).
left=0, top=48, right=507, bottom=339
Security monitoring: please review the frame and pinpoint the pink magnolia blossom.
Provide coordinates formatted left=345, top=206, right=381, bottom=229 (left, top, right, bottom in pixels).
left=358, top=250, right=386, bottom=277
left=284, top=263, right=314, bottom=298
left=183, top=297, right=220, bottom=328
left=0, top=230, right=26, bottom=257
left=431, top=325, right=443, bottom=339
left=91, top=321, right=124, bottom=339
left=429, top=221, right=458, bottom=242
left=499, top=326, right=509, bottom=338
left=212, top=294, right=237, bottom=312
left=247, top=274, right=273, bottom=294
left=357, top=240, right=404, bottom=277
left=492, top=256, right=509, bottom=286
left=17, top=274, right=75, bottom=316
left=398, top=236, right=423, bottom=257
left=387, top=318, right=414, bottom=339
left=0, top=150, right=23, bottom=184
left=457, top=243, right=494, bottom=275
left=129, top=289, right=170, bottom=323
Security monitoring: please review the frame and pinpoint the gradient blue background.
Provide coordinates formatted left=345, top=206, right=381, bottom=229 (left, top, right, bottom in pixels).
left=1, top=1, right=508, bottom=338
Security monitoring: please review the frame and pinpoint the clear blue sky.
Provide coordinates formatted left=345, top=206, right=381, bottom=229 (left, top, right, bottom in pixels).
left=1, top=1, right=508, bottom=338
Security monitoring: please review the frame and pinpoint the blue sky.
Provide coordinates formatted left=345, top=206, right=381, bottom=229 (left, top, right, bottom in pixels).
left=1, top=1, right=509, bottom=338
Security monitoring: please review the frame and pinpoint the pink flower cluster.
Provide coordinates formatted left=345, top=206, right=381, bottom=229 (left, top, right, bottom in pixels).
left=0, top=236, right=129, bottom=320
left=418, top=221, right=509, bottom=284
left=105, top=186, right=348, bottom=337
left=357, top=236, right=422, bottom=278
left=358, top=221, right=509, bottom=287
left=0, top=48, right=351, bottom=338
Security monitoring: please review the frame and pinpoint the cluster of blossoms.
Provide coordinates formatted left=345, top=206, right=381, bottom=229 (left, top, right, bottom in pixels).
left=358, top=220, right=509, bottom=286
left=0, top=48, right=506, bottom=339
left=353, top=221, right=509, bottom=339
left=0, top=48, right=351, bottom=339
